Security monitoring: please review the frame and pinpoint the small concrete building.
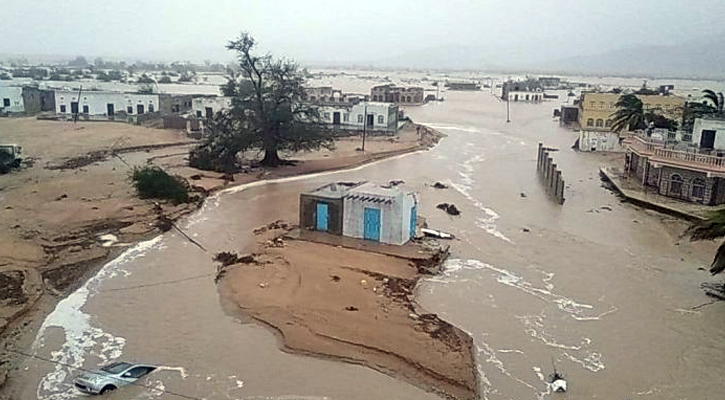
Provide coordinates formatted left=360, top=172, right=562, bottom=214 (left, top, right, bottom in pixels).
left=319, top=101, right=399, bottom=133
left=299, top=181, right=417, bottom=245
left=54, top=90, right=160, bottom=119
left=0, top=86, right=24, bottom=113
left=691, top=118, right=725, bottom=151
left=192, top=96, right=232, bottom=118
left=370, top=84, right=424, bottom=105
left=505, top=90, right=544, bottom=102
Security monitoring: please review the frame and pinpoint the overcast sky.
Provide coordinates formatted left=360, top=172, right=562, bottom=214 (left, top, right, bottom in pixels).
left=2, top=0, right=724, bottom=66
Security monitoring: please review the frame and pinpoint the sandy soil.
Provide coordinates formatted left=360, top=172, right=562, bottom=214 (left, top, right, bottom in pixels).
left=216, top=224, right=478, bottom=400
left=0, top=117, right=442, bottom=388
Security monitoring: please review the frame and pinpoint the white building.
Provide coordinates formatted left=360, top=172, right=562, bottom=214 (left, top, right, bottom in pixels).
left=505, top=90, right=544, bottom=102
left=342, top=182, right=417, bottom=245
left=692, top=117, right=725, bottom=151
left=192, top=96, right=232, bottom=118
left=319, top=101, right=399, bottom=133
left=0, top=86, right=24, bottom=113
left=54, top=90, right=159, bottom=118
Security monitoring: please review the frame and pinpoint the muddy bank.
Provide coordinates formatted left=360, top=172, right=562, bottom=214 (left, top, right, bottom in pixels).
left=0, top=119, right=443, bottom=393
left=216, top=223, right=479, bottom=400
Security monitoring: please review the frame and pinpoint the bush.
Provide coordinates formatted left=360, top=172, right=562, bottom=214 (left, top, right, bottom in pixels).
left=130, top=166, right=190, bottom=204
left=158, top=76, right=172, bottom=84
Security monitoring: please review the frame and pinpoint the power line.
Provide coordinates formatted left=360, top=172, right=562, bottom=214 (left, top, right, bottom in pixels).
left=98, top=272, right=215, bottom=292
left=5, top=348, right=205, bottom=400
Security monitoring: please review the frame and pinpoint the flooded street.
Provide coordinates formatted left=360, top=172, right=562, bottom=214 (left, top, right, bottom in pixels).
left=18, top=88, right=725, bottom=400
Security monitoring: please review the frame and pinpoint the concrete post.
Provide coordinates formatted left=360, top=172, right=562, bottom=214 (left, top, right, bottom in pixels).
left=537, top=143, right=543, bottom=172
left=549, top=163, right=556, bottom=193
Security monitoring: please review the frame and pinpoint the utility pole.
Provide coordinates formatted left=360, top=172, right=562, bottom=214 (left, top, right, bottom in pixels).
left=362, top=103, right=367, bottom=152
left=506, top=92, right=511, bottom=123
left=73, top=85, right=82, bottom=123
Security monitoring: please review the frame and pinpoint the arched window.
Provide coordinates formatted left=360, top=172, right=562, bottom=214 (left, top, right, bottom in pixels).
left=406, top=96, right=412, bottom=102
left=596, top=119, right=604, bottom=127
left=378, top=115, right=384, bottom=124
left=372, top=95, right=378, bottom=101
left=587, top=118, right=594, bottom=127
left=605, top=119, right=612, bottom=127
left=357, top=114, right=363, bottom=123
left=692, top=178, right=706, bottom=199
left=309, top=96, right=316, bottom=102
left=669, top=174, right=683, bottom=197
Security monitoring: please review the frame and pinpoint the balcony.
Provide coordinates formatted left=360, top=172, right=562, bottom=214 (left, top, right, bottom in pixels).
left=624, top=133, right=725, bottom=174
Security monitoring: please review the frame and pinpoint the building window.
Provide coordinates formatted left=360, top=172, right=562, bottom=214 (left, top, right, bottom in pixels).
left=378, top=115, right=384, bottom=124
left=590, top=101, right=595, bottom=108
left=324, top=112, right=330, bottom=120
left=149, top=104, right=154, bottom=113
left=669, top=174, right=683, bottom=197
left=586, top=118, right=594, bottom=127
left=127, top=106, right=133, bottom=114
left=3, top=98, right=10, bottom=107
left=60, top=105, right=66, bottom=113
left=407, top=96, right=412, bottom=102
left=605, top=119, right=612, bottom=127
left=599, top=101, right=605, bottom=108
left=343, top=113, right=349, bottom=122
left=692, top=178, right=706, bottom=199
left=596, top=119, right=604, bottom=127
left=196, top=110, right=202, bottom=117
left=82, top=105, right=89, bottom=114
left=358, top=114, right=363, bottom=123
left=309, top=96, right=316, bottom=102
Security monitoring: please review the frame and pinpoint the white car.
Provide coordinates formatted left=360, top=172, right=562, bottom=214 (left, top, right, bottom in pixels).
left=73, top=361, right=157, bottom=395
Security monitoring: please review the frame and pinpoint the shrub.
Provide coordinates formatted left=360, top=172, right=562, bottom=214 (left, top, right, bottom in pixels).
left=130, top=166, right=190, bottom=204
left=158, top=76, right=172, bottom=84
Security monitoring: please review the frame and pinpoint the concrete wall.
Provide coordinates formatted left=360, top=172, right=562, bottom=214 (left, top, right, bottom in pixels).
left=192, top=96, right=232, bottom=118
left=0, top=86, right=24, bottom=113
left=54, top=90, right=159, bottom=116
left=159, top=94, right=194, bottom=115
left=578, top=130, right=624, bottom=152
left=691, top=118, right=725, bottom=150
left=319, top=102, right=398, bottom=133
left=21, top=87, right=55, bottom=114
left=299, top=194, right=344, bottom=235
left=342, top=191, right=414, bottom=245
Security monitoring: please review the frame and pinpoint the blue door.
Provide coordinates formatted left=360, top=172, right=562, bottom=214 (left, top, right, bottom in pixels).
left=363, top=207, right=381, bottom=241
left=409, top=206, right=417, bottom=239
left=316, top=202, right=329, bottom=231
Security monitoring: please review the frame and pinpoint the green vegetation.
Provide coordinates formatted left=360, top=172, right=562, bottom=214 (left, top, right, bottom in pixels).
left=130, top=166, right=190, bottom=204
left=0, top=73, right=11, bottom=80
left=610, top=94, right=678, bottom=133
left=136, top=74, right=156, bottom=84
left=158, top=76, right=172, bottom=84
left=189, top=32, right=333, bottom=171
left=685, top=209, right=725, bottom=275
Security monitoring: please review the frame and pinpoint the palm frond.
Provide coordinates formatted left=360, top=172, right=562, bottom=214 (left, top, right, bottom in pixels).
left=709, top=242, right=725, bottom=275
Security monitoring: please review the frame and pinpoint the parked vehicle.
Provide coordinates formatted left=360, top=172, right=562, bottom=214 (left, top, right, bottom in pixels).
left=73, top=361, right=156, bottom=395
left=0, top=144, right=22, bottom=174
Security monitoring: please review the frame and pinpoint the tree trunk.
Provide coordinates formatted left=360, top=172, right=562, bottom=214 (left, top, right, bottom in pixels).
left=261, top=148, right=282, bottom=167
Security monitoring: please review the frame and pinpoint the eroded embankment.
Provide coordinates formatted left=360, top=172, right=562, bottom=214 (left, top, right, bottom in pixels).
left=216, top=223, right=479, bottom=400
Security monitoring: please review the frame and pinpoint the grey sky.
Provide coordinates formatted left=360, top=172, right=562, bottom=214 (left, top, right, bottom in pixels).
left=2, top=0, right=724, bottom=66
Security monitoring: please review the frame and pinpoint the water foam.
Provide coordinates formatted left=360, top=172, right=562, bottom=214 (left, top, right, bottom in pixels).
left=33, top=237, right=163, bottom=400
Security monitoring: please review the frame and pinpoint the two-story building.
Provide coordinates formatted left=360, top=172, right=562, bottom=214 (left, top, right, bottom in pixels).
left=370, top=85, right=424, bottom=105
left=578, top=92, right=685, bottom=131
left=304, top=87, right=369, bottom=105
left=623, top=117, right=725, bottom=205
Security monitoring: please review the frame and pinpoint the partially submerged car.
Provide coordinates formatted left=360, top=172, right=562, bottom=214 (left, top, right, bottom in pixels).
left=73, top=361, right=156, bottom=395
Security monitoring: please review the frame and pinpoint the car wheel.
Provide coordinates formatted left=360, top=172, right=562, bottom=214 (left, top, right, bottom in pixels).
left=99, top=385, right=117, bottom=395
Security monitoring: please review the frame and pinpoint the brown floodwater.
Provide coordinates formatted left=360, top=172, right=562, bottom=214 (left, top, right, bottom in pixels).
left=17, top=87, right=725, bottom=400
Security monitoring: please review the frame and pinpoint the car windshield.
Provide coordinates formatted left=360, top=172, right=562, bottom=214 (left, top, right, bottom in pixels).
left=100, top=362, right=133, bottom=374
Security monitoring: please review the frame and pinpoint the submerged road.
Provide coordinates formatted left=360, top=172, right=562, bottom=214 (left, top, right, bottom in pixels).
left=17, top=88, right=725, bottom=400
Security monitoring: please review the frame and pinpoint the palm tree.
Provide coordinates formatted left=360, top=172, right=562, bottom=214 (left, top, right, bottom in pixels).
left=610, top=94, right=646, bottom=132
left=702, top=89, right=724, bottom=114
left=685, top=209, right=725, bottom=274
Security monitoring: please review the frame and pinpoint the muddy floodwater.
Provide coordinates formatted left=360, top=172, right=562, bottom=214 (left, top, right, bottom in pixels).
left=16, top=85, right=725, bottom=400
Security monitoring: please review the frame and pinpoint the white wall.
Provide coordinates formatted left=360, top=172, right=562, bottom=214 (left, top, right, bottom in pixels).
left=0, top=86, right=24, bottom=113
left=192, top=96, right=232, bottom=117
left=342, top=188, right=416, bottom=245
left=320, top=101, right=397, bottom=132
left=54, top=90, right=159, bottom=116
left=578, top=130, right=624, bottom=152
left=508, top=91, right=543, bottom=102
left=692, top=118, right=725, bottom=150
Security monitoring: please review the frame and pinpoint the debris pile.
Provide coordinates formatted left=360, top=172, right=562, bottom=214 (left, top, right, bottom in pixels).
left=436, top=203, right=461, bottom=216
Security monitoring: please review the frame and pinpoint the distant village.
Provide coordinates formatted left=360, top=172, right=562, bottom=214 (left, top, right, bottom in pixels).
left=3, top=58, right=725, bottom=210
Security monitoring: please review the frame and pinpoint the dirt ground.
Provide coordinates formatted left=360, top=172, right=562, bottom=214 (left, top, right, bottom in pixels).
left=217, top=224, right=478, bottom=400
left=0, top=117, right=442, bottom=388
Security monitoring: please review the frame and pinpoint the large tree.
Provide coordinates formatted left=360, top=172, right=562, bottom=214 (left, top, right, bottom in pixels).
left=191, top=33, right=334, bottom=170
left=685, top=210, right=725, bottom=275
left=702, top=89, right=724, bottom=114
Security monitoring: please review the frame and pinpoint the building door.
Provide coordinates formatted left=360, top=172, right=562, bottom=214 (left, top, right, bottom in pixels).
left=107, top=104, right=114, bottom=116
left=315, top=202, right=329, bottom=231
left=366, top=114, right=374, bottom=128
left=333, top=112, right=341, bottom=125
left=701, top=130, right=716, bottom=149
left=363, top=207, right=381, bottom=241
left=205, top=107, right=213, bottom=119
left=409, top=206, right=416, bottom=239
left=137, top=104, right=144, bottom=115
left=70, top=102, right=79, bottom=114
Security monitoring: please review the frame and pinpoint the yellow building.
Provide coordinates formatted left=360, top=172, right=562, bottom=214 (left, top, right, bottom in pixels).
left=578, top=92, right=685, bottom=131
